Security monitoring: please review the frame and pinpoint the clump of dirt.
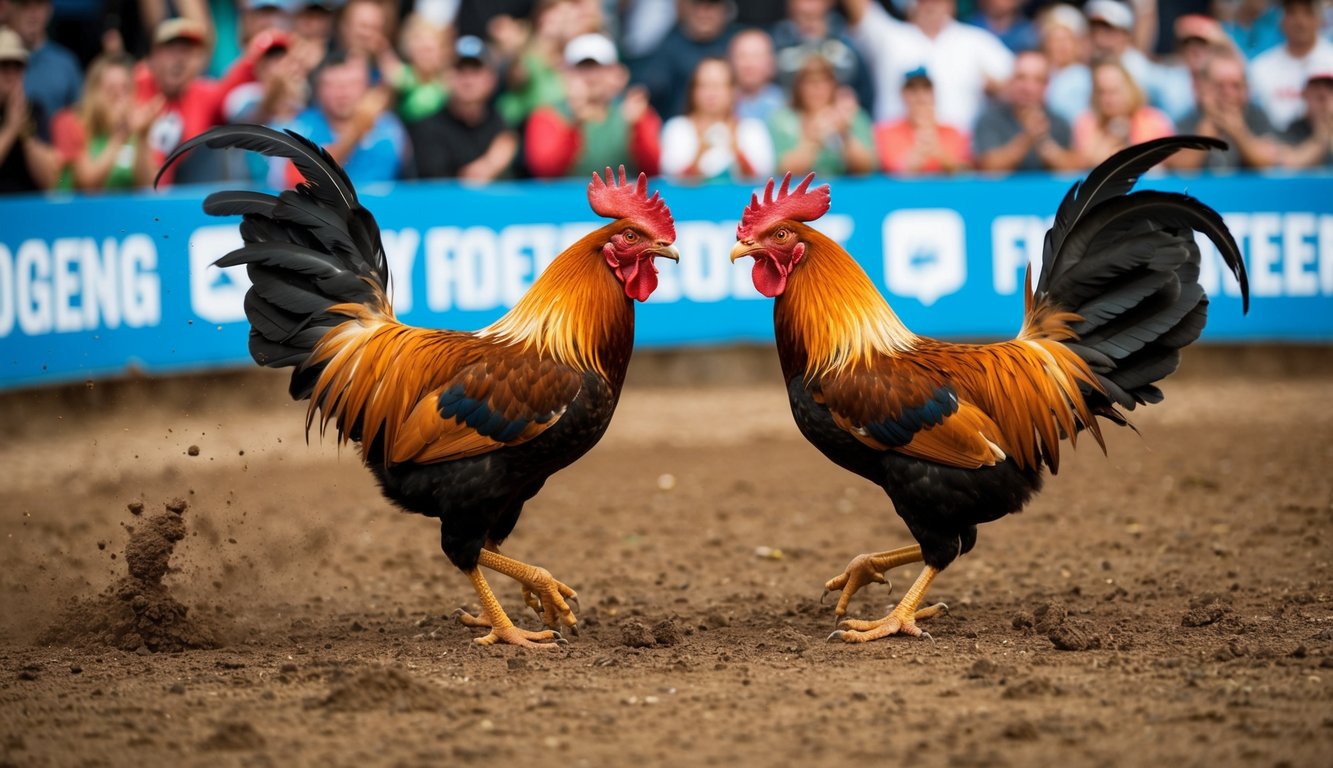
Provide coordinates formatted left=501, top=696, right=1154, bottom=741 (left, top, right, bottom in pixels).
left=39, top=499, right=221, bottom=652
left=316, top=666, right=449, bottom=713
left=1013, top=600, right=1102, bottom=651
left=198, top=721, right=265, bottom=752
left=618, top=617, right=684, bottom=648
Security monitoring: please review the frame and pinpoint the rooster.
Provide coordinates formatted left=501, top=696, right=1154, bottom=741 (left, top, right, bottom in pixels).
left=730, top=137, right=1249, bottom=643
left=158, top=126, right=678, bottom=648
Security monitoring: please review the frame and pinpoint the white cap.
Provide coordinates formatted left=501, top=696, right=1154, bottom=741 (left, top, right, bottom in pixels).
left=1041, top=4, right=1089, bottom=37
left=564, top=33, right=618, bottom=67
left=1085, top=0, right=1134, bottom=32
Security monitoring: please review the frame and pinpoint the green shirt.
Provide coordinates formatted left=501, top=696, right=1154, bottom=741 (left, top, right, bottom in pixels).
left=393, top=66, right=449, bottom=123
left=57, top=133, right=136, bottom=192
left=497, top=52, right=564, bottom=127
left=567, top=99, right=631, bottom=178
left=767, top=106, right=873, bottom=178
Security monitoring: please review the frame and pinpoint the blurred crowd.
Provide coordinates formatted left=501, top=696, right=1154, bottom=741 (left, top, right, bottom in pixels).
left=1, top=0, right=1331, bottom=195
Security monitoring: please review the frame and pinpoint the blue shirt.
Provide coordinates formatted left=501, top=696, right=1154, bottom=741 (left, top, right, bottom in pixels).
left=1223, top=8, right=1284, bottom=60
left=23, top=40, right=83, bottom=138
left=273, top=108, right=409, bottom=187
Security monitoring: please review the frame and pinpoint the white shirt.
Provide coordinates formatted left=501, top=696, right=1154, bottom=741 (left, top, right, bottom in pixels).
left=849, top=3, right=1014, bottom=131
left=1250, top=39, right=1333, bottom=131
left=659, top=116, right=775, bottom=182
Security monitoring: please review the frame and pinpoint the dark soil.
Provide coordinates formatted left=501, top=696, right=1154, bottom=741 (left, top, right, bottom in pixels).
left=1, top=355, right=1330, bottom=767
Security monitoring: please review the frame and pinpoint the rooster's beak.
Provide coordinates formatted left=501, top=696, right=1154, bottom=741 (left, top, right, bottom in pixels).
left=731, top=240, right=761, bottom=262
left=651, top=242, right=680, bottom=261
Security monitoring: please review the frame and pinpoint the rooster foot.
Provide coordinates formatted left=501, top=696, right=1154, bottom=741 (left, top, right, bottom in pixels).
left=827, top=602, right=949, bottom=643
left=478, top=550, right=580, bottom=632
left=518, top=573, right=580, bottom=633
left=822, top=545, right=923, bottom=621
left=473, top=624, right=569, bottom=649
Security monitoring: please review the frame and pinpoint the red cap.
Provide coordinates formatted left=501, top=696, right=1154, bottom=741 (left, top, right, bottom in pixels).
left=1174, top=14, right=1228, bottom=45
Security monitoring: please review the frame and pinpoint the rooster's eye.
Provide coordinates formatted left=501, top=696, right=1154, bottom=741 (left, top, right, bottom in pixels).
left=774, top=229, right=789, bottom=241
left=623, top=229, right=638, bottom=242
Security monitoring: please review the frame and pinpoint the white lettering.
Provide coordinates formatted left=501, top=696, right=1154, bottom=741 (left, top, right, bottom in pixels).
left=1322, top=215, right=1333, bottom=295
left=16, top=240, right=51, bottom=335
left=52, top=238, right=82, bottom=332
left=0, top=244, right=12, bottom=337
left=499, top=225, right=558, bottom=306
left=1282, top=213, right=1317, bottom=297
left=85, top=238, right=121, bottom=330
left=991, top=215, right=1047, bottom=295
left=380, top=228, right=418, bottom=314
left=674, top=222, right=731, bottom=303
left=120, top=235, right=159, bottom=328
left=1248, top=213, right=1283, bottom=297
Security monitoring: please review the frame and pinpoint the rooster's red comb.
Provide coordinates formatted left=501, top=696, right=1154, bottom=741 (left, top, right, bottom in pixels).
left=587, top=165, right=675, bottom=243
left=736, top=172, right=830, bottom=241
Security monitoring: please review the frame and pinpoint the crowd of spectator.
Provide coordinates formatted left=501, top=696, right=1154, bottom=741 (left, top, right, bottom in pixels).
left=1, top=0, right=1331, bottom=195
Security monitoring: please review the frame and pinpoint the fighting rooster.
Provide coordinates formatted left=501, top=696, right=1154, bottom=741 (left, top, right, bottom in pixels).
left=159, top=126, right=678, bottom=648
left=730, top=137, right=1248, bottom=643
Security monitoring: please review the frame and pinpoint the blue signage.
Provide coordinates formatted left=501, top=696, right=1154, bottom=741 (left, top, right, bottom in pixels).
left=0, top=171, right=1328, bottom=390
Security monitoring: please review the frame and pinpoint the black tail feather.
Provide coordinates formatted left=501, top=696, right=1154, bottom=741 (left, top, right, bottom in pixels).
left=162, top=125, right=391, bottom=398
left=1034, top=138, right=1249, bottom=412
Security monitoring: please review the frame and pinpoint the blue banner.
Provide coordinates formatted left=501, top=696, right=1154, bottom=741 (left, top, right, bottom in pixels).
left=0, top=171, right=1328, bottom=390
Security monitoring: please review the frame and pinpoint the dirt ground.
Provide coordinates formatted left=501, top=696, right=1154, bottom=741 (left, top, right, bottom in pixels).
left=1, top=348, right=1331, bottom=768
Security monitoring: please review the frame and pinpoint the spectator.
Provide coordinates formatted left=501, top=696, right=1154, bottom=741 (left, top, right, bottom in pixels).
left=137, top=18, right=228, bottom=187
left=1154, top=13, right=1237, bottom=123
left=222, top=29, right=307, bottom=126
left=292, top=0, right=339, bottom=71
left=274, top=51, right=406, bottom=186
left=524, top=33, right=661, bottom=178
left=965, top=0, right=1040, bottom=53
left=1073, top=58, right=1173, bottom=167
left=621, top=0, right=677, bottom=61
left=729, top=28, right=784, bottom=122
left=1040, top=4, right=1092, bottom=125
left=770, top=52, right=875, bottom=177
left=50, top=54, right=157, bottom=191
left=660, top=56, right=773, bottom=182
left=1171, top=51, right=1281, bottom=169
left=10, top=0, right=82, bottom=136
left=973, top=50, right=1081, bottom=172
left=843, top=0, right=1013, bottom=133
left=235, top=0, right=295, bottom=56
left=336, top=0, right=391, bottom=63
left=1084, top=0, right=1171, bottom=112
left=381, top=13, right=449, bottom=123
left=634, top=0, right=738, bottom=119
left=1217, top=0, right=1283, bottom=59
left=490, top=1, right=591, bottom=127
left=875, top=66, right=970, bottom=175
left=1282, top=70, right=1333, bottom=168
left=769, top=0, right=874, bottom=112
left=1250, top=0, right=1333, bottom=132
left=0, top=25, right=59, bottom=192
left=407, top=36, right=516, bottom=181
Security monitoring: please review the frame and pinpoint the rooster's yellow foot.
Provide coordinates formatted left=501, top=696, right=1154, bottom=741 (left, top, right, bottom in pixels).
left=822, top=545, right=924, bottom=621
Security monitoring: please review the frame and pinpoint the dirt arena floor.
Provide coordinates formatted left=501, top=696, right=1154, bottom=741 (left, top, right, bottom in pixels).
left=1, top=347, right=1331, bottom=768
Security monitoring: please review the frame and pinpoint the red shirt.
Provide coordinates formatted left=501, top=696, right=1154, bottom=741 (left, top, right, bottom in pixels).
left=875, top=120, right=972, bottom=175
left=135, top=58, right=256, bottom=186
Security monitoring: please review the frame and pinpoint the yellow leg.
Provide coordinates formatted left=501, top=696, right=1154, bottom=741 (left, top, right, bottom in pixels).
left=464, top=568, right=567, bottom=648
left=822, top=545, right=924, bottom=621
left=476, top=549, right=579, bottom=631
left=829, top=565, right=948, bottom=643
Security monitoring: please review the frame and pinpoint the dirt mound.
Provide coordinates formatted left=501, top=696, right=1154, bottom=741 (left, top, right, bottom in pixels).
left=40, top=499, right=221, bottom=652
left=315, top=666, right=449, bottom=713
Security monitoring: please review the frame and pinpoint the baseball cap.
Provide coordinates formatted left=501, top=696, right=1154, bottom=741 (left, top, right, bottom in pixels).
left=564, top=33, right=618, bottom=67
left=246, top=0, right=293, bottom=11
left=902, top=65, right=932, bottom=87
left=0, top=27, right=28, bottom=65
left=455, top=35, right=493, bottom=68
left=1085, top=0, right=1134, bottom=32
left=153, top=17, right=208, bottom=47
left=1041, top=4, right=1088, bottom=37
left=1174, top=14, right=1228, bottom=46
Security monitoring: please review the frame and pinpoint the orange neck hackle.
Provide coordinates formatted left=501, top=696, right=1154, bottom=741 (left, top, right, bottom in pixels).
left=480, top=223, right=634, bottom=380
left=774, top=225, right=917, bottom=380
